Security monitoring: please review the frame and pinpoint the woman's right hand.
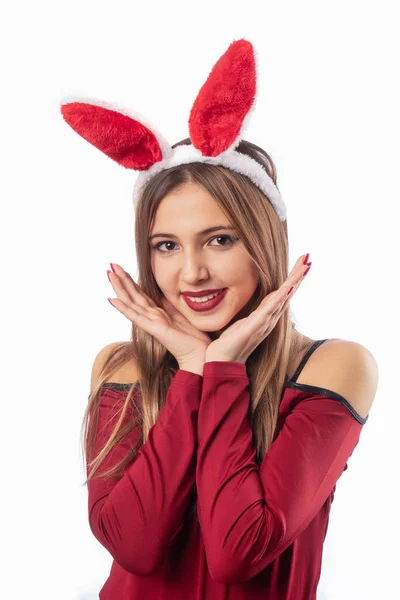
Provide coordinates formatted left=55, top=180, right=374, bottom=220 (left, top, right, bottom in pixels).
left=107, top=264, right=212, bottom=366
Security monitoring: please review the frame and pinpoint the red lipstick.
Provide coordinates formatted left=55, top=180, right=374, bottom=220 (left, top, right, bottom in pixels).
left=182, top=288, right=228, bottom=312
left=181, top=288, right=225, bottom=297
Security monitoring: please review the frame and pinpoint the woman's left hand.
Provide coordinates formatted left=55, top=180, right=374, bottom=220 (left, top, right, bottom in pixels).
left=205, top=254, right=312, bottom=364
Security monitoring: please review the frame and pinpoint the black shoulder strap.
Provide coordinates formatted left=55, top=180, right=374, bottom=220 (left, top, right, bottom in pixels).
left=102, top=382, right=137, bottom=391
left=289, top=339, right=329, bottom=383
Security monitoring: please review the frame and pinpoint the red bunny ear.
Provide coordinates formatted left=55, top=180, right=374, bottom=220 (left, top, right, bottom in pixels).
left=60, top=101, right=166, bottom=170
left=189, top=39, right=257, bottom=157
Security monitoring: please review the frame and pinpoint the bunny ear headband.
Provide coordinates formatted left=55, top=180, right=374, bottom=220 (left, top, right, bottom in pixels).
left=60, top=39, right=286, bottom=222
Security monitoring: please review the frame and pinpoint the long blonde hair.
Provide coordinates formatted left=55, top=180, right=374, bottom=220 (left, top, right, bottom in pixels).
left=80, top=138, right=301, bottom=521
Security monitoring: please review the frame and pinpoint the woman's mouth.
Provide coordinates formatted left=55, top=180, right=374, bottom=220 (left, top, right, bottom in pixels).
left=182, top=288, right=228, bottom=312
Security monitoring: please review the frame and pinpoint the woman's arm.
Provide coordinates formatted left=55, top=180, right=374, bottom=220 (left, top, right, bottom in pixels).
left=87, top=367, right=203, bottom=576
left=196, top=344, right=376, bottom=584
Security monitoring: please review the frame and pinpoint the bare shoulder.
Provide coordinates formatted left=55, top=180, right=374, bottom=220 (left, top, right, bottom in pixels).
left=296, top=338, right=379, bottom=420
left=90, top=341, right=139, bottom=392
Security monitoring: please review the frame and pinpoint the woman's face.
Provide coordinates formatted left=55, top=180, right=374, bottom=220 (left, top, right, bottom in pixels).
left=149, top=182, right=259, bottom=338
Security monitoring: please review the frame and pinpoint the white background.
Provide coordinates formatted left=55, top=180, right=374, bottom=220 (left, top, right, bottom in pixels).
left=1, top=1, right=398, bottom=598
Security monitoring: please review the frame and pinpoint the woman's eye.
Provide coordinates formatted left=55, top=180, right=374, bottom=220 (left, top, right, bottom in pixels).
left=153, top=235, right=238, bottom=253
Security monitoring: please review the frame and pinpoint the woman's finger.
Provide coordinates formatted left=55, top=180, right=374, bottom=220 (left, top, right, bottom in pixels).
left=108, top=296, right=166, bottom=335
left=107, top=296, right=146, bottom=319
left=288, top=257, right=309, bottom=285
left=279, top=259, right=310, bottom=308
left=290, top=254, right=306, bottom=275
left=260, top=287, right=289, bottom=314
left=263, top=284, right=297, bottom=330
left=280, top=260, right=309, bottom=299
left=122, top=268, right=159, bottom=308
left=260, top=259, right=308, bottom=314
left=109, top=264, right=156, bottom=310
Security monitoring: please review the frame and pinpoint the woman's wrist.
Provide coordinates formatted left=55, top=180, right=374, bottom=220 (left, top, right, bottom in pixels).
left=178, top=359, right=205, bottom=376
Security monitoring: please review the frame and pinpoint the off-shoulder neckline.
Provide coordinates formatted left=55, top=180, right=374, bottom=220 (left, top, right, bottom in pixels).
left=101, top=339, right=329, bottom=392
left=97, top=338, right=368, bottom=424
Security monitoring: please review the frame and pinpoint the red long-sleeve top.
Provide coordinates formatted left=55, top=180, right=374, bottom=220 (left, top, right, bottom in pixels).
left=86, top=339, right=368, bottom=599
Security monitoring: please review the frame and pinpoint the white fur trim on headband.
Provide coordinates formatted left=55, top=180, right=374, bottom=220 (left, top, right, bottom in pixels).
left=132, top=144, right=287, bottom=221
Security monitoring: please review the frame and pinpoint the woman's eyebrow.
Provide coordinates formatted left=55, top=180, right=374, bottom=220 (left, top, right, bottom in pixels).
left=149, top=225, right=236, bottom=241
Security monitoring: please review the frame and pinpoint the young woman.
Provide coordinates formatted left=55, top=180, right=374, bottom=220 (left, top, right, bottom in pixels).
left=62, top=40, right=378, bottom=600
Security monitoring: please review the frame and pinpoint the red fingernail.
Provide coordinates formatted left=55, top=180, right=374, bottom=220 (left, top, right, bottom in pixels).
left=110, top=263, right=116, bottom=273
left=303, top=253, right=309, bottom=265
left=287, top=286, right=294, bottom=296
left=303, top=263, right=312, bottom=277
